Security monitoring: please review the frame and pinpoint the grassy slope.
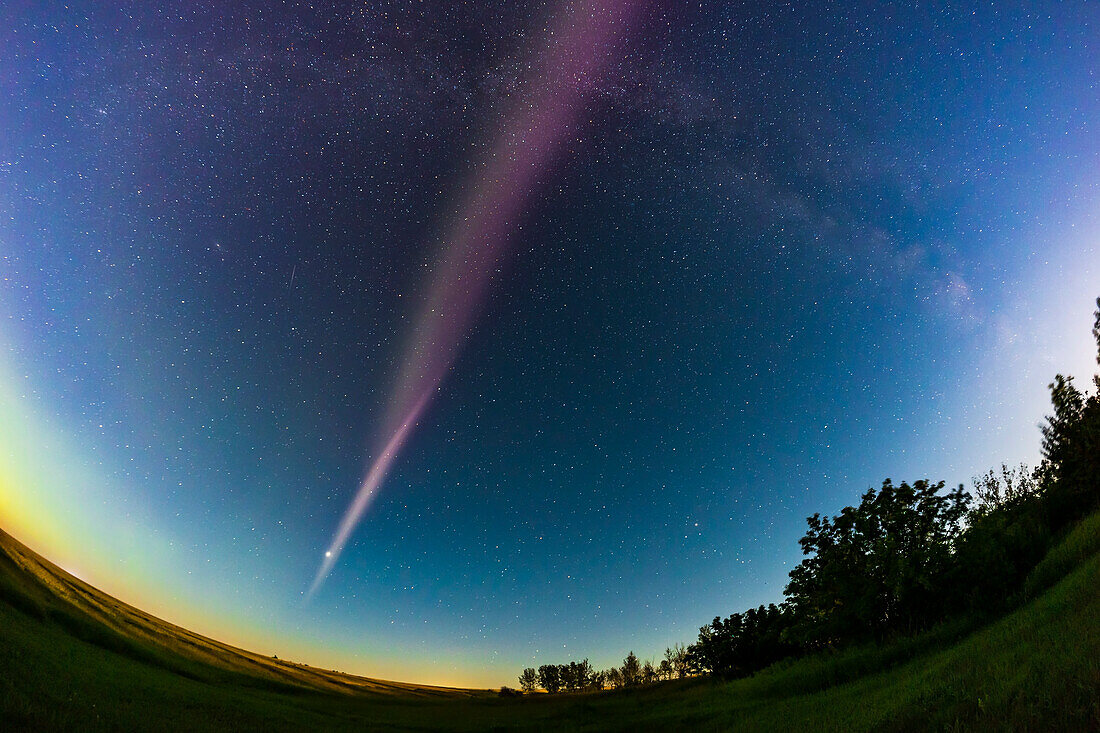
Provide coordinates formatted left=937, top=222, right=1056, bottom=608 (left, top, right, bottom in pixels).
left=0, top=527, right=480, bottom=698
left=1, top=517, right=1098, bottom=731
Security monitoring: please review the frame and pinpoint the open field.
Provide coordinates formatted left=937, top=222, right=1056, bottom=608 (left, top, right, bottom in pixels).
left=2, top=519, right=1098, bottom=731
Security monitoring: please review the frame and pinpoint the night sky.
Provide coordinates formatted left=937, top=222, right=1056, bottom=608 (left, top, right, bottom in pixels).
left=1, top=1, right=1098, bottom=687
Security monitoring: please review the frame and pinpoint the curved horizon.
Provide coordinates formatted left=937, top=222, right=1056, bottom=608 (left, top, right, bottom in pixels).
left=1, top=0, right=1097, bottom=689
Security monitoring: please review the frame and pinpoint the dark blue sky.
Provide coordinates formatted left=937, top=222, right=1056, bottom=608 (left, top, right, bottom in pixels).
left=1, top=1, right=1097, bottom=685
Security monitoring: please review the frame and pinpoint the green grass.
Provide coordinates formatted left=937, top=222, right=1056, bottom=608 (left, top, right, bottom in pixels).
left=2, top=514, right=1099, bottom=731
left=1024, top=509, right=1100, bottom=599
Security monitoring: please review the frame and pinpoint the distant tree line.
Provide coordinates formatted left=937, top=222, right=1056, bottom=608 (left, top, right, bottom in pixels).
left=515, top=298, right=1100, bottom=691
left=516, top=646, right=693, bottom=694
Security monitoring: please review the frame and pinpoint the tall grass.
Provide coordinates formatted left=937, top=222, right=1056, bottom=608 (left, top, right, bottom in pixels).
left=1, top=511, right=1099, bottom=731
left=1024, top=509, right=1100, bottom=598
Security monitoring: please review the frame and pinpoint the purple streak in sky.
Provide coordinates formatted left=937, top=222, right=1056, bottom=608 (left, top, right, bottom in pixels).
left=309, top=0, right=647, bottom=596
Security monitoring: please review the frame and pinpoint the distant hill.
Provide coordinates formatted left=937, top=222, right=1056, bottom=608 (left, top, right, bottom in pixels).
left=2, top=517, right=1098, bottom=730
left=0, top=527, right=488, bottom=723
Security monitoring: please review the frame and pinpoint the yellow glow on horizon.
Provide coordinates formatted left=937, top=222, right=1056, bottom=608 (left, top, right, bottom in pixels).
left=0, top=334, right=286, bottom=672
left=0, top=354, right=494, bottom=687
left=0, top=365, right=86, bottom=568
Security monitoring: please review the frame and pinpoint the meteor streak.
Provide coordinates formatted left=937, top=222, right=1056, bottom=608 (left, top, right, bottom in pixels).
left=309, top=0, right=647, bottom=596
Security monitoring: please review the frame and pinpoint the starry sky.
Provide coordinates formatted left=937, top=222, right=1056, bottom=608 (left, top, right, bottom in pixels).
left=1, top=1, right=1098, bottom=687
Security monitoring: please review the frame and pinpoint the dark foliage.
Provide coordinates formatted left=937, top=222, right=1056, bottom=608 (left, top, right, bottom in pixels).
left=517, top=667, right=538, bottom=693
left=1040, top=299, right=1100, bottom=529
left=518, top=297, right=1100, bottom=690
left=949, top=489, right=1050, bottom=615
left=687, top=604, right=797, bottom=677
left=784, top=479, right=970, bottom=647
left=530, top=659, right=597, bottom=693
left=620, top=651, right=641, bottom=687
left=686, top=296, right=1100, bottom=679
left=536, top=664, right=561, bottom=694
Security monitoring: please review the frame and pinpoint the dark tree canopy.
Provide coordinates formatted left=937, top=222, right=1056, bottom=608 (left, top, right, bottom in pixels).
left=518, top=667, right=538, bottom=693
left=518, top=297, right=1100, bottom=692
left=784, top=479, right=969, bottom=647
left=536, top=664, right=561, bottom=694
left=687, top=604, right=796, bottom=677
left=1040, top=300, right=1100, bottom=527
left=620, top=651, right=641, bottom=687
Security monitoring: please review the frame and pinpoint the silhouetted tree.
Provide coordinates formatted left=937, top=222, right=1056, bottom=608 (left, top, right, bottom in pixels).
left=558, top=662, right=577, bottom=691
left=518, top=668, right=538, bottom=693
left=513, top=297, right=1100, bottom=696
left=537, top=664, right=561, bottom=694
left=784, top=479, right=969, bottom=647
left=950, top=489, right=1050, bottom=615
left=621, top=651, right=641, bottom=687
left=955, top=296, right=1100, bottom=611
left=687, top=604, right=797, bottom=678
left=665, top=643, right=690, bottom=679
left=972, top=463, right=1043, bottom=515
left=576, top=658, right=593, bottom=689
left=1040, top=300, right=1100, bottom=527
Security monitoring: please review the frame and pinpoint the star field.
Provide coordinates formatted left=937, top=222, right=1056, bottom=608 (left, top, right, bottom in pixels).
left=1, top=1, right=1097, bottom=686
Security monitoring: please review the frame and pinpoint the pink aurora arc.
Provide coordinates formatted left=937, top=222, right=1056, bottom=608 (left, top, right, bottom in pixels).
left=310, top=0, right=647, bottom=596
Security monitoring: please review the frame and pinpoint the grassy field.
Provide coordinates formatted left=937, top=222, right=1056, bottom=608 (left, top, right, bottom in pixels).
left=1, top=519, right=1098, bottom=731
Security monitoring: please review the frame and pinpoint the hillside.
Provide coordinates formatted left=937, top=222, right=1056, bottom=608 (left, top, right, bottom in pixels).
left=2, top=514, right=1098, bottom=731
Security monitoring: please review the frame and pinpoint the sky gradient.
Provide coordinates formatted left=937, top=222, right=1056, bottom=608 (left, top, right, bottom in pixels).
left=1, top=1, right=1098, bottom=686
left=311, top=0, right=647, bottom=596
